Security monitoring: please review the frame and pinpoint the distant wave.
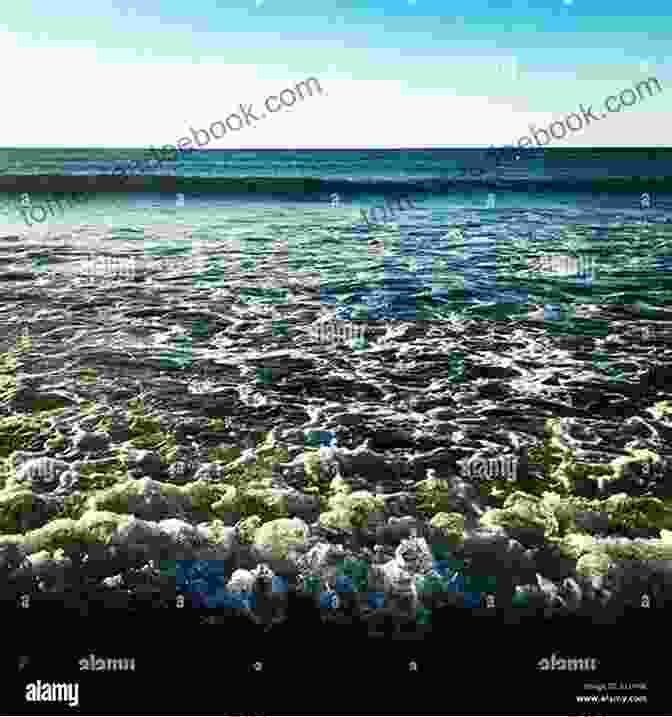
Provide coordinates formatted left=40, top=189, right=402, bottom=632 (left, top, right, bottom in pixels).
left=0, top=173, right=670, bottom=197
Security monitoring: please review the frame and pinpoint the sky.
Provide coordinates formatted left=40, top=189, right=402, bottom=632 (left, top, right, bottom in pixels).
left=0, top=0, right=669, bottom=148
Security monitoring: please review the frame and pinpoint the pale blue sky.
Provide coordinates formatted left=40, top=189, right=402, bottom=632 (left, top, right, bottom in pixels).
left=0, top=0, right=668, bottom=147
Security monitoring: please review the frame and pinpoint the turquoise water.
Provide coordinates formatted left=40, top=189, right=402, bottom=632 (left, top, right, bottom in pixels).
left=1, top=147, right=671, bottom=325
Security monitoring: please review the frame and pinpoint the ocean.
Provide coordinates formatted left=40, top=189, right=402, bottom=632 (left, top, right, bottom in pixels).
left=1, top=146, right=671, bottom=325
